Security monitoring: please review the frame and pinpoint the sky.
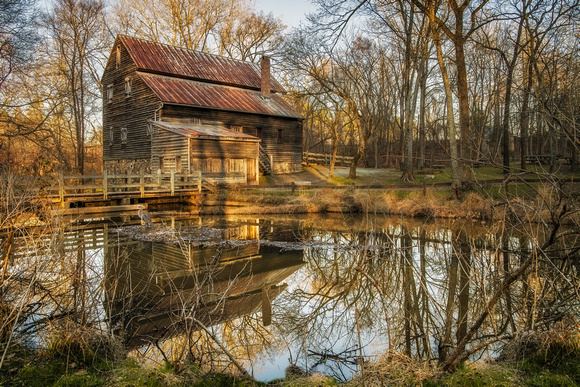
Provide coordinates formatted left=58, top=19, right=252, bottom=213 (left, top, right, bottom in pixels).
left=252, top=0, right=316, bottom=29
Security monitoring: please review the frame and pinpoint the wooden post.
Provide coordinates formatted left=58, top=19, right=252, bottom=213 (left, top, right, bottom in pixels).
left=170, top=170, right=175, bottom=195
left=140, top=171, right=145, bottom=198
left=261, top=287, right=272, bottom=326
left=103, top=169, right=108, bottom=200
left=59, top=172, right=65, bottom=208
left=187, top=138, right=191, bottom=173
left=197, top=170, right=202, bottom=193
left=255, top=156, right=259, bottom=185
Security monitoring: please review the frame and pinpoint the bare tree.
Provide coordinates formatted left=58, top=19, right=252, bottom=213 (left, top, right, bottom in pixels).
left=44, top=0, right=109, bottom=175
left=0, top=0, right=38, bottom=91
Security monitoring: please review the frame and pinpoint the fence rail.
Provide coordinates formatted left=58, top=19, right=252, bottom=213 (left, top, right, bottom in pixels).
left=303, top=152, right=354, bottom=166
left=28, top=170, right=247, bottom=207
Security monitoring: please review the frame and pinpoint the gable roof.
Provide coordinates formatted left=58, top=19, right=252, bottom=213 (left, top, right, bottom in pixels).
left=152, top=121, right=260, bottom=142
left=118, top=35, right=285, bottom=93
left=139, top=72, right=301, bottom=119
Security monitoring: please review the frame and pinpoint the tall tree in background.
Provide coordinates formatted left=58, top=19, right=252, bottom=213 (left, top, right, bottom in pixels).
left=114, top=0, right=285, bottom=62
left=219, top=11, right=285, bottom=62
left=424, top=0, right=461, bottom=190
left=0, top=0, right=38, bottom=91
left=45, top=0, right=109, bottom=174
left=478, top=1, right=528, bottom=175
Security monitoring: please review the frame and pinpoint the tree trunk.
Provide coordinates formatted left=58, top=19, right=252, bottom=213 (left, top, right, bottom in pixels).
left=329, top=132, right=338, bottom=177
left=519, top=56, right=533, bottom=171
left=454, top=38, right=472, bottom=173
left=432, top=23, right=461, bottom=190
left=418, top=59, right=427, bottom=170
left=349, top=151, right=360, bottom=179
left=502, top=69, right=514, bottom=175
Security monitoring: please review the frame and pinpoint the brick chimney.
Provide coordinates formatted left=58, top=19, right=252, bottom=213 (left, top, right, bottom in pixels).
left=261, top=56, right=271, bottom=98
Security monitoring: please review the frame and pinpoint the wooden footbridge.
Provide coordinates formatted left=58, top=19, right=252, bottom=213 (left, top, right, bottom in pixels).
left=31, top=170, right=247, bottom=210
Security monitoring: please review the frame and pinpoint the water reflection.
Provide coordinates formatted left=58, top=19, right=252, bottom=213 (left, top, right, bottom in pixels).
left=104, top=224, right=305, bottom=348
left=2, top=214, right=577, bottom=381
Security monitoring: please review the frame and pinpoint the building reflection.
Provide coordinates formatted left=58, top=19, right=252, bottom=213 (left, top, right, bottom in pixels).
left=103, top=222, right=304, bottom=347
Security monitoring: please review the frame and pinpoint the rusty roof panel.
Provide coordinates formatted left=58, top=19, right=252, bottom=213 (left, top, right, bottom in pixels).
left=153, top=121, right=260, bottom=142
left=139, top=73, right=302, bottom=119
left=119, top=35, right=285, bottom=93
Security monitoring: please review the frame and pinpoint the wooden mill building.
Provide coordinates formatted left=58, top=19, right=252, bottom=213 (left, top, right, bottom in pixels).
left=101, top=35, right=303, bottom=184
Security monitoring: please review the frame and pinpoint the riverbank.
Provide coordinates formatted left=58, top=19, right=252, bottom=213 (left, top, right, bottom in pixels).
left=186, top=180, right=578, bottom=225
left=2, top=321, right=577, bottom=386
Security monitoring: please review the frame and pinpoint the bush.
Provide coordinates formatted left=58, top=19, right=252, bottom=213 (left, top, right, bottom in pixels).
left=45, top=320, right=124, bottom=369
left=348, top=351, right=437, bottom=386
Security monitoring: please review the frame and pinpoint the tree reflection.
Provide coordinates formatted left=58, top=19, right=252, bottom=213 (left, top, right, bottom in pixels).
left=271, top=215, right=577, bottom=377
left=1, top=213, right=577, bottom=380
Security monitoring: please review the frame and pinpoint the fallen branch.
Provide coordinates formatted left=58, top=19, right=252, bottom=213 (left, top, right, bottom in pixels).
left=191, top=317, right=249, bottom=377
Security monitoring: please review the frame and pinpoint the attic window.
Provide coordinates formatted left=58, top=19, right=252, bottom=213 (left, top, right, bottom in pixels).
left=120, top=127, right=127, bottom=145
left=116, top=46, right=121, bottom=68
left=124, top=77, right=132, bottom=96
left=107, top=84, right=113, bottom=103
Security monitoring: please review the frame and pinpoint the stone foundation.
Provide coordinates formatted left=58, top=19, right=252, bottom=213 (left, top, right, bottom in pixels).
left=104, top=159, right=151, bottom=175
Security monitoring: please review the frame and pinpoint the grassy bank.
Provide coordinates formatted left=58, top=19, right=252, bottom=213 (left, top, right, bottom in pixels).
left=192, top=180, right=578, bottom=224
left=2, top=323, right=578, bottom=386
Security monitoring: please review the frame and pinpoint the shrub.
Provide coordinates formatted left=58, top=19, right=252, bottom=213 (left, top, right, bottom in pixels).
left=45, top=320, right=124, bottom=369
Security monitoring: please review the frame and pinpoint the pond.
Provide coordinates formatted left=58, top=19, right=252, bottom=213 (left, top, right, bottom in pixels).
left=2, top=212, right=578, bottom=382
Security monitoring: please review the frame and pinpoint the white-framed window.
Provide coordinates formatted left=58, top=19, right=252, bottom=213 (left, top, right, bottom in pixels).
left=107, top=84, right=114, bottom=103
left=124, top=76, right=132, bottom=97
left=120, top=127, right=127, bottom=145
left=116, top=46, right=121, bottom=69
left=146, top=122, right=153, bottom=136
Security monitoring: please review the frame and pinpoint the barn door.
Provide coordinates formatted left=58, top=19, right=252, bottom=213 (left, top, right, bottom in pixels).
left=246, top=158, right=256, bottom=184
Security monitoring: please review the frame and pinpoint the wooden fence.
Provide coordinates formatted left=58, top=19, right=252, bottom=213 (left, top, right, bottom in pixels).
left=303, top=152, right=354, bottom=166
left=38, top=170, right=246, bottom=206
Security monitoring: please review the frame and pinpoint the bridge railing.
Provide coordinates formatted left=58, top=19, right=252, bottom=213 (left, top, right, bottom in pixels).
left=40, top=170, right=246, bottom=206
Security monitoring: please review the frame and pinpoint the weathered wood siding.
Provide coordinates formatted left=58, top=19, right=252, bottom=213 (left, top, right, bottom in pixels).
left=161, top=105, right=303, bottom=174
left=151, top=126, right=259, bottom=183
left=102, top=43, right=159, bottom=165
left=150, top=126, right=189, bottom=173
left=102, top=40, right=302, bottom=176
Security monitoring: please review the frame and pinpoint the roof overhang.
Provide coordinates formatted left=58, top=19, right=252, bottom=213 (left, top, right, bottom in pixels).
left=152, top=121, right=261, bottom=143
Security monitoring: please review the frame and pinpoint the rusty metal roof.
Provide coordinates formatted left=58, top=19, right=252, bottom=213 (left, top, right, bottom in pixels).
left=119, top=35, right=285, bottom=93
left=139, top=72, right=302, bottom=119
left=153, top=121, right=260, bottom=142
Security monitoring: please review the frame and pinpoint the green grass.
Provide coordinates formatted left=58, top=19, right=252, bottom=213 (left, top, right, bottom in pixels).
left=329, top=175, right=355, bottom=185
left=295, top=163, right=578, bottom=188
left=4, top=352, right=579, bottom=386
left=432, top=363, right=519, bottom=386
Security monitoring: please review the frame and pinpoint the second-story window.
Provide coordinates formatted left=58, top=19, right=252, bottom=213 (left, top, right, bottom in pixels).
left=108, top=126, right=114, bottom=147
left=124, top=77, right=132, bottom=97
left=107, top=84, right=114, bottom=104
left=120, top=127, right=127, bottom=145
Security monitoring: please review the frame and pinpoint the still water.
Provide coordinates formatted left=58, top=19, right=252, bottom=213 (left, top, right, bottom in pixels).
left=5, top=213, right=578, bottom=381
